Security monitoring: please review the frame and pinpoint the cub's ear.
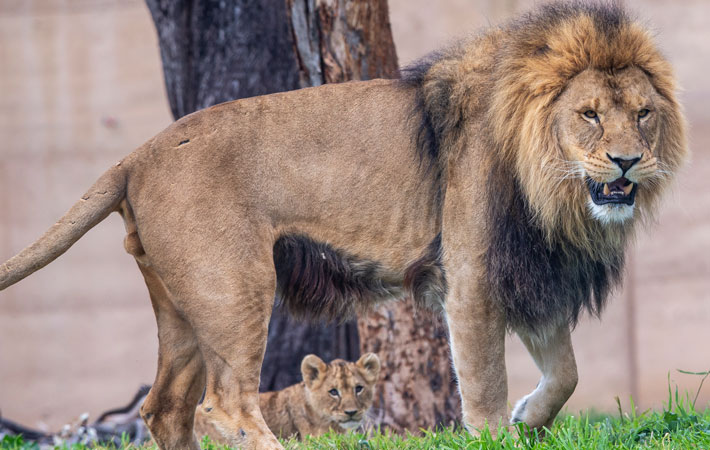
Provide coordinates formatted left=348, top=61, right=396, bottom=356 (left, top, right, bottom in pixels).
left=301, top=354, right=326, bottom=387
left=356, top=352, right=381, bottom=383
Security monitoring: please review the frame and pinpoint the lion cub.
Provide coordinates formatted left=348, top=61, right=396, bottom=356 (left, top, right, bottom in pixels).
left=194, top=353, right=380, bottom=442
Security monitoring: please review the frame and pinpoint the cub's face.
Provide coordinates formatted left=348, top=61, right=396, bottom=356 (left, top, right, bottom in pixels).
left=301, top=353, right=380, bottom=430
left=555, top=67, right=665, bottom=224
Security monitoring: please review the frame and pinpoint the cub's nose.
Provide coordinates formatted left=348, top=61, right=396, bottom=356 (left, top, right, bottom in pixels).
left=607, top=154, right=641, bottom=174
left=345, top=410, right=357, bottom=417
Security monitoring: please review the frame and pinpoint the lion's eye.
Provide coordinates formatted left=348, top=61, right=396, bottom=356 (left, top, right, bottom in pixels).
left=328, top=388, right=340, bottom=397
left=355, top=385, right=363, bottom=394
left=583, top=110, right=598, bottom=119
left=638, top=108, right=650, bottom=119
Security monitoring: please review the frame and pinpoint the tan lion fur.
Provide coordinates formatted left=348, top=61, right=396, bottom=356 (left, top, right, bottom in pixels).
left=194, top=353, right=380, bottom=443
left=0, top=2, right=687, bottom=449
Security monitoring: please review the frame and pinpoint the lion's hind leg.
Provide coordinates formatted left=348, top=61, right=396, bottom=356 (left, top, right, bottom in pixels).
left=511, top=324, right=578, bottom=431
left=138, top=265, right=206, bottom=450
left=188, top=253, right=283, bottom=450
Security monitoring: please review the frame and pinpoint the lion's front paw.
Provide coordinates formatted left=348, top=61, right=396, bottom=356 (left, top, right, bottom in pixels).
left=510, top=394, right=532, bottom=425
left=510, top=394, right=531, bottom=424
left=509, top=386, right=559, bottom=431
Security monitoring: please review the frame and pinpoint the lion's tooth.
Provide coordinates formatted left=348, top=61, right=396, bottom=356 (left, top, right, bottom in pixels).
left=603, top=183, right=611, bottom=196
left=622, top=183, right=633, bottom=195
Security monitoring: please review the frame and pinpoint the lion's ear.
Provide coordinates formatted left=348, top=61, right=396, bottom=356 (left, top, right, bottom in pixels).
left=301, top=354, right=326, bottom=387
left=356, top=352, right=381, bottom=383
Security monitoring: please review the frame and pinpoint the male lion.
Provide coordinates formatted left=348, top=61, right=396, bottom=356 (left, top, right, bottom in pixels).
left=194, top=353, right=380, bottom=443
left=0, top=2, right=687, bottom=449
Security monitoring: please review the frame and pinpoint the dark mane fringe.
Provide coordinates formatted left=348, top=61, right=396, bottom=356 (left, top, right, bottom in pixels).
left=399, top=49, right=445, bottom=87
left=484, top=159, right=625, bottom=334
left=403, top=233, right=447, bottom=311
left=399, top=44, right=465, bottom=170
left=273, top=235, right=403, bottom=321
left=399, top=42, right=473, bottom=215
left=273, top=234, right=447, bottom=322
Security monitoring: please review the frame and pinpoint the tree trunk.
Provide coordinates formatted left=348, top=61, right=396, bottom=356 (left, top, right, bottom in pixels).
left=359, top=304, right=461, bottom=432
left=145, top=0, right=301, bottom=118
left=146, top=0, right=459, bottom=431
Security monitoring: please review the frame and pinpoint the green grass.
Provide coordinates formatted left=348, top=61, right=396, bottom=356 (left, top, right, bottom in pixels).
left=282, top=401, right=710, bottom=450
left=4, top=405, right=708, bottom=450
left=3, top=378, right=709, bottom=450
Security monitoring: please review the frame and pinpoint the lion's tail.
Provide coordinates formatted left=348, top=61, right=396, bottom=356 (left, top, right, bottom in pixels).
left=0, top=163, right=127, bottom=291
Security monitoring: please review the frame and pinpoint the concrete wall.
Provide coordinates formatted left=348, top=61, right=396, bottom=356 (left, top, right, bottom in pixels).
left=0, top=0, right=708, bottom=430
left=0, top=0, right=170, bottom=430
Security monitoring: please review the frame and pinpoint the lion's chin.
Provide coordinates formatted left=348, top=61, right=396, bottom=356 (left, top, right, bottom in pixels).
left=587, top=198, right=635, bottom=224
left=338, top=420, right=362, bottom=430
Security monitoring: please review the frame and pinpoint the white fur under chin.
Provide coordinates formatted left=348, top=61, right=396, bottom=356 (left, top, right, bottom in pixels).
left=339, top=420, right=362, bottom=430
left=587, top=198, right=634, bottom=224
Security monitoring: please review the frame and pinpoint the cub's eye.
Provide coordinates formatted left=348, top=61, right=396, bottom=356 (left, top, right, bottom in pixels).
left=583, top=110, right=598, bottom=119
left=355, top=385, right=364, bottom=394
left=638, top=108, right=650, bottom=119
left=328, top=388, right=340, bottom=397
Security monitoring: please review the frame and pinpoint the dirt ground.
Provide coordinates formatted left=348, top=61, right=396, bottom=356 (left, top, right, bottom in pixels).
left=0, top=0, right=708, bottom=430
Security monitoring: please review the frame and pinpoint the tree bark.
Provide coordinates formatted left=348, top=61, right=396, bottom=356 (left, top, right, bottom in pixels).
left=145, top=0, right=301, bottom=118
left=285, top=0, right=398, bottom=84
left=146, top=0, right=459, bottom=431
left=359, top=304, right=461, bottom=432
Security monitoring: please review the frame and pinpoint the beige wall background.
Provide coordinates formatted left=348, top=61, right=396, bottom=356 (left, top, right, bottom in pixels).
left=0, top=0, right=708, bottom=430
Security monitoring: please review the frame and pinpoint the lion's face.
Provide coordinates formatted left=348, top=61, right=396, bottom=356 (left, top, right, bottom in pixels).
left=301, top=353, right=380, bottom=430
left=555, top=67, right=665, bottom=224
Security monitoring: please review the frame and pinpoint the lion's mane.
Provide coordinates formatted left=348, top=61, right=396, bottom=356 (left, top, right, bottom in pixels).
left=402, top=2, right=687, bottom=333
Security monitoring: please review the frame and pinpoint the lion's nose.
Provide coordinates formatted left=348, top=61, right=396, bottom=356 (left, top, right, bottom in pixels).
left=345, top=410, right=357, bottom=417
left=607, top=154, right=642, bottom=174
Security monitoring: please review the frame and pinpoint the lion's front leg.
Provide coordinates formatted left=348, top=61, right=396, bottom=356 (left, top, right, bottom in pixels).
left=444, top=278, right=509, bottom=434
left=511, top=323, right=578, bottom=431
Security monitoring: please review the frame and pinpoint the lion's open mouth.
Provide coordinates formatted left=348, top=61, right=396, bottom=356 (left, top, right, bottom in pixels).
left=586, top=177, right=637, bottom=205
